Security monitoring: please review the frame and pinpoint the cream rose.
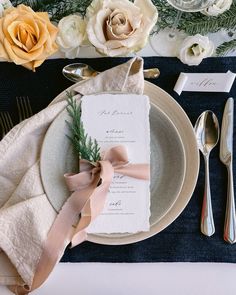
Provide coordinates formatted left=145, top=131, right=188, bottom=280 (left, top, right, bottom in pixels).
left=202, top=0, right=232, bottom=16
left=178, top=34, right=214, bottom=66
left=0, top=4, right=58, bottom=71
left=86, top=0, right=158, bottom=56
left=56, top=15, right=86, bottom=58
left=0, top=0, right=11, bottom=17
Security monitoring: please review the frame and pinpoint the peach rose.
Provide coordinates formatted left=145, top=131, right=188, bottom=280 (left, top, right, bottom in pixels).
left=0, top=4, right=58, bottom=71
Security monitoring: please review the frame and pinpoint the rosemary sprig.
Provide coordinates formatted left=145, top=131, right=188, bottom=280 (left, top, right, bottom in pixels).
left=66, top=92, right=101, bottom=163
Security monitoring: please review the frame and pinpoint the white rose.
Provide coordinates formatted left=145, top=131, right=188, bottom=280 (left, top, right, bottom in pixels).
left=0, top=0, right=12, bottom=17
left=178, top=34, right=214, bottom=66
left=56, top=15, right=86, bottom=58
left=86, top=0, right=158, bottom=57
left=202, top=0, right=232, bottom=16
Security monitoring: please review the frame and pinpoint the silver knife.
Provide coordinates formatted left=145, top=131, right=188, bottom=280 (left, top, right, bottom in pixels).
left=220, top=97, right=236, bottom=244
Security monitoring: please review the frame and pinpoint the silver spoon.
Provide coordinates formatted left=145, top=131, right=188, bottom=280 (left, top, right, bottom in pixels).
left=62, top=63, right=160, bottom=83
left=194, top=111, right=220, bottom=237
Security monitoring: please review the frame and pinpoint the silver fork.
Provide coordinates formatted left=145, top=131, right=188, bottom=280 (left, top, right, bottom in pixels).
left=16, top=96, right=33, bottom=122
left=0, top=112, right=14, bottom=138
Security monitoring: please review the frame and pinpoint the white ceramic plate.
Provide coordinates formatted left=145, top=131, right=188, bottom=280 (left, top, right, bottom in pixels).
left=40, top=81, right=199, bottom=245
left=40, top=97, right=185, bottom=226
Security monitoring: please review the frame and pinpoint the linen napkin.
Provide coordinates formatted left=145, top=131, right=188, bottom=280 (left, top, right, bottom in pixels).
left=0, top=57, right=144, bottom=292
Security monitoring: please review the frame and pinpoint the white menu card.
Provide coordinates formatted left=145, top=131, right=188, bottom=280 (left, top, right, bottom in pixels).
left=81, top=94, right=150, bottom=233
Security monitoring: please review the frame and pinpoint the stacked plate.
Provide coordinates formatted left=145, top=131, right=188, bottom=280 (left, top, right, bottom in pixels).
left=40, top=81, right=199, bottom=245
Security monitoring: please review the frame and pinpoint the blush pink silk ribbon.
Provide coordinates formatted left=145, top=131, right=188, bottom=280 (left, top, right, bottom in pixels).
left=9, top=146, right=149, bottom=295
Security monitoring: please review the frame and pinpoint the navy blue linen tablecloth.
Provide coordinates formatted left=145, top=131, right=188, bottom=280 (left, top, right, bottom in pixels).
left=0, top=56, right=236, bottom=263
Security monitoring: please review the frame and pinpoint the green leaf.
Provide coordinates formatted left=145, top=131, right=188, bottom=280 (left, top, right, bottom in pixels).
left=216, top=39, right=236, bottom=56
left=66, top=92, right=101, bottom=163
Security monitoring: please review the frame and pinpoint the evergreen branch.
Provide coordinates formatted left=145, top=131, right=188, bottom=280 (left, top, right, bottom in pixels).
left=151, top=0, right=236, bottom=36
left=12, top=0, right=93, bottom=21
left=66, top=92, right=101, bottom=163
left=183, top=4, right=236, bottom=35
left=216, top=39, right=236, bottom=56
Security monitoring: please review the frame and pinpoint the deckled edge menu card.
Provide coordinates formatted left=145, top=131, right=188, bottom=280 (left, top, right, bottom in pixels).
left=81, top=94, right=150, bottom=233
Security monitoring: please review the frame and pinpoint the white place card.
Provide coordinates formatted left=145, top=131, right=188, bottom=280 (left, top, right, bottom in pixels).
left=174, top=71, right=236, bottom=95
left=81, top=94, right=150, bottom=234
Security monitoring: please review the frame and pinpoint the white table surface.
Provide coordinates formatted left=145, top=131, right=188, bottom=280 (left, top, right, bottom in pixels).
left=1, top=33, right=236, bottom=295
left=50, top=29, right=236, bottom=59
left=1, top=263, right=236, bottom=294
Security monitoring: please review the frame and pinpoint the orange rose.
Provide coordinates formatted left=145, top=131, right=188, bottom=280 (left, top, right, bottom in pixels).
left=0, top=4, right=58, bottom=71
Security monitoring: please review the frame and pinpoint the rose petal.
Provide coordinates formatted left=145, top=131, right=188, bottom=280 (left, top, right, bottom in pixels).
left=0, top=18, right=4, bottom=44
left=64, top=46, right=81, bottom=58
left=21, top=61, right=34, bottom=71
left=57, top=15, right=84, bottom=48
left=87, top=16, right=107, bottom=51
left=135, top=0, right=158, bottom=23
left=33, top=58, right=46, bottom=68
left=117, top=30, right=145, bottom=48
left=2, top=11, right=19, bottom=45
left=106, top=10, right=134, bottom=40
left=5, top=36, right=53, bottom=64
left=106, top=1, right=142, bottom=29
left=46, top=20, right=58, bottom=41
left=4, top=40, right=30, bottom=64
left=36, top=12, right=50, bottom=22
left=105, top=39, right=123, bottom=49
left=95, top=8, right=111, bottom=43
left=105, top=40, right=130, bottom=56
left=8, top=21, right=36, bottom=52
left=17, top=4, right=37, bottom=17
left=0, top=41, right=9, bottom=60
left=22, top=15, right=40, bottom=40
left=108, top=0, right=140, bottom=14
left=86, top=0, right=104, bottom=18
left=25, top=31, right=37, bottom=51
left=29, top=20, right=49, bottom=52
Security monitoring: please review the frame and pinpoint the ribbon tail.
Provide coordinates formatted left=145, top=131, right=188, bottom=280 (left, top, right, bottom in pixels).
left=9, top=178, right=101, bottom=294
left=9, top=160, right=114, bottom=294
left=71, top=161, right=114, bottom=247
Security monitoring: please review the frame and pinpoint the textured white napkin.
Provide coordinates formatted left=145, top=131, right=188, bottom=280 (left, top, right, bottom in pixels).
left=0, top=57, right=144, bottom=288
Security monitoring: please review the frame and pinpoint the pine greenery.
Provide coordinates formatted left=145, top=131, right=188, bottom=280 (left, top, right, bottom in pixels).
left=183, top=3, right=236, bottom=35
left=216, top=39, right=236, bottom=56
left=12, top=0, right=93, bottom=21
left=66, top=92, right=101, bottom=163
left=151, top=0, right=236, bottom=34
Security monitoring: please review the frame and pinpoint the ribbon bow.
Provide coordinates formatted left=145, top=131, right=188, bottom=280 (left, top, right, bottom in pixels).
left=64, top=145, right=150, bottom=246
left=11, top=146, right=149, bottom=295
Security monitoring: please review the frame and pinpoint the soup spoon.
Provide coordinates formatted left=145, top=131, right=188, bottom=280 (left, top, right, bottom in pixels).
left=194, top=111, right=220, bottom=237
left=62, top=63, right=160, bottom=83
